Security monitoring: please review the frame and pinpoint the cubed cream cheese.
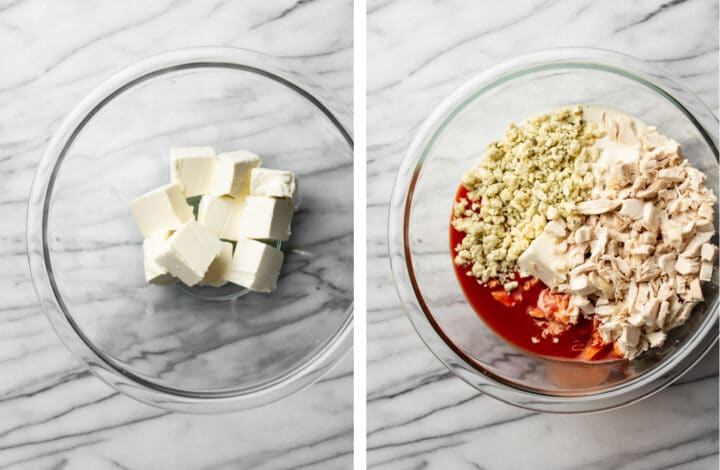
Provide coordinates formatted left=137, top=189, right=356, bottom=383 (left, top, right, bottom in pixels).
left=129, top=183, right=194, bottom=236
left=210, top=150, right=261, bottom=198
left=197, top=195, right=246, bottom=241
left=517, top=229, right=568, bottom=288
left=202, top=241, right=234, bottom=287
left=238, top=196, right=294, bottom=241
left=249, top=168, right=297, bottom=200
left=170, top=146, right=216, bottom=197
left=154, top=220, right=222, bottom=286
left=227, top=239, right=284, bottom=292
left=142, top=231, right=175, bottom=285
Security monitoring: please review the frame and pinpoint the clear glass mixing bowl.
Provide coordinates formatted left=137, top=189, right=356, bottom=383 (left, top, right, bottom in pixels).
left=27, top=47, right=353, bottom=413
left=389, top=48, right=718, bottom=413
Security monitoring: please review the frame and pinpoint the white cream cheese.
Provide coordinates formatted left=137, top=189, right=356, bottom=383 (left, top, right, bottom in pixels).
left=129, top=183, right=194, bottom=237
left=226, top=239, right=284, bottom=293
left=154, top=220, right=222, bottom=286
left=142, top=231, right=176, bottom=285
left=210, top=150, right=261, bottom=198
left=202, top=241, right=234, bottom=287
left=238, top=196, right=294, bottom=241
left=170, top=146, right=216, bottom=197
left=249, top=168, right=297, bottom=200
left=197, top=195, right=246, bottom=241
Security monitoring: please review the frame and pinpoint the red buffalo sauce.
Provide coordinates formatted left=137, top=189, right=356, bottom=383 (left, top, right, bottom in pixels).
left=450, top=185, right=617, bottom=362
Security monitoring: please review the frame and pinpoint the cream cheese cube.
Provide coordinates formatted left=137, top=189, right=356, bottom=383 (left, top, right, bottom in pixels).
left=210, top=150, right=261, bottom=197
left=197, top=195, right=246, bottom=241
left=202, top=241, right=234, bottom=287
left=143, top=231, right=176, bottom=285
left=154, top=220, right=222, bottom=286
left=170, top=146, right=216, bottom=197
left=517, top=229, right=568, bottom=288
left=227, top=239, right=284, bottom=292
left=238, top=196, right=294, bottom=241
left=130, top=183, right=193, bottom=236
left=249, top=168, right=297, bottom=199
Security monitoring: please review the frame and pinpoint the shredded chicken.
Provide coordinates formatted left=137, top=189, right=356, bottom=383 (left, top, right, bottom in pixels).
left=553, top=114, right=717, bottom=359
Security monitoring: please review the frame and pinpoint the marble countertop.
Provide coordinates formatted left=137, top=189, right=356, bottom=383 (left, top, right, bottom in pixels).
left=0, top=1, right=352, bottom=469
left=367, top=1, right=718, bottom=469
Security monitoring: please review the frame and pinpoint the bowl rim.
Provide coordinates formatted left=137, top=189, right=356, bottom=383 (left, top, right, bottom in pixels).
left=389, top=47, right=719, bottom=414
left=26, top=46, right=354, bottom=414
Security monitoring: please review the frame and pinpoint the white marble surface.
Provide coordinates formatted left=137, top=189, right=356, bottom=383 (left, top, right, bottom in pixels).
left=367, top=1, right=718, bottom=469
left=0, top=1, right=352, bottom=469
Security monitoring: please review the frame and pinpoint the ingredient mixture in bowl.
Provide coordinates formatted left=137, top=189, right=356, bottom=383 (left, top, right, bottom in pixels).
left=451, top=106, right=717, bottom=361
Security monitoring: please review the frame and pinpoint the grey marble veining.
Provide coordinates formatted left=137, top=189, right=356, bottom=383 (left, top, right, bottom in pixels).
left=0, top=1, right=352, bottom=469
left=368, top=1, right=718, bottom=469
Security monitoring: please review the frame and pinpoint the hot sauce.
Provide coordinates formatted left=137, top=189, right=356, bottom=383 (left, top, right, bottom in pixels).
left=450, top=185, right=616, bottom=362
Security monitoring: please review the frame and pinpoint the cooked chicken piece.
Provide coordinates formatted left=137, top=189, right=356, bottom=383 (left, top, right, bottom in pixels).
left=607, top=228, right=629, bottom=243
left=636, top=263, right=661, bottom=282
left=657, top=167, right=685, bottom=183
left=639, top=231, right=657, bottom=245
left=613, top=257, right=632, bottom=276
left=680, top=220, right=696, bottom=237
left=695, top=219, right=714, bottom=232
left=569, top=262, right=599, bottom=276
left=629, top=298, right=659, bottom=326
left=568, top=274, right=595, bottom=295
left=687, top=278, right=703, bottom=301
left=573, top=226, right=593, bottom=243
left=589, top=229, right=609, bottom=261
left=675, top=257, right=700, bottom=275
left=701, top=243, right=718, bottom=262
left=630, top=244, right=653, bottom=256
left=576, top=199, right=621, bottom=215
left=570, top=293, right=591, bottom=309
left=544, top=220, right=567, bottom=239
left=619, top=199, right=644, bottom=219
left=674, top=301, right=697, bottom=326
left=658, top=253, right=676, bottom=274
left=607, top=162, right=636, bottom=188
left=594, top=304, right=617, bottom=317
left=699, top=261, right=713, bottom=282
left=616, top=117, right=640, bottom=145
left=698, top=203, right=714, bottom=220
left=656, top=300, right=670, bottom=328
left=621, top=324, right=640, bottom=347
left=635, top=180, right=664, bottom=199
left=647, top=140, right=680, bottom=161
left=642, top=131, right=669, bottom=150
left=682, top=231, right=714, bottom=258
left=631, top=176, right=649, bottom=193
left=660, top=218, right=684, bottom=248
left=568, top=245, right=586, bottom=266
left=642, top=202, right=660, bottom=232
left=589, top=272, right=614, bottom=298
left=685, top=167, right=706, bottom=192
left=646, top=331, right=667, bottom=348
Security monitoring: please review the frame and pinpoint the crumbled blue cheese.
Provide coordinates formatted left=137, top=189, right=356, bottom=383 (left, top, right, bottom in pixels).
left=453, top=106, right=603, bottom=283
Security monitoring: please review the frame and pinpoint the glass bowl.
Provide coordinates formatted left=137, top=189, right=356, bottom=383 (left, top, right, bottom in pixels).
left=389, top=48, right=718, bottom=413
left=27, top=47, right=353, bottom=413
